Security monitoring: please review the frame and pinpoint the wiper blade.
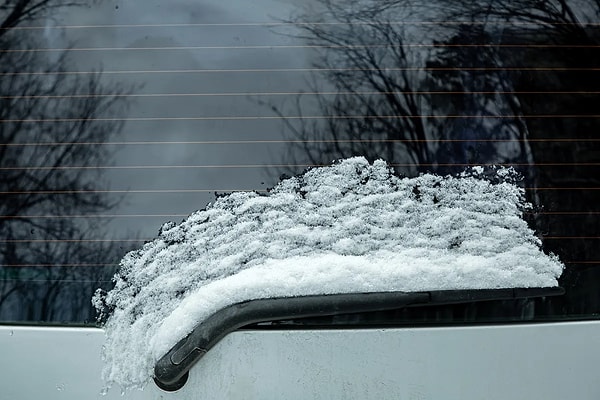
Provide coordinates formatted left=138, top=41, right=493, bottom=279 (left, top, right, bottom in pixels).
left=154, top=287, right=564, bottom=392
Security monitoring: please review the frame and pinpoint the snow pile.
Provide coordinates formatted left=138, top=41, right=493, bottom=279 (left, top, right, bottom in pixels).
left=94, top=157, right=563, bottom=390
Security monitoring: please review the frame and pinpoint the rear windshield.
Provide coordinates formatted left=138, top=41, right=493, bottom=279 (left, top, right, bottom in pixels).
left=1, top=0, right=599, bottom=324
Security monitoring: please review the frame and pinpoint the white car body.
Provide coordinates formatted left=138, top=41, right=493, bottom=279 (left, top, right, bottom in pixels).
left=2, top=321, right=599, bottom=399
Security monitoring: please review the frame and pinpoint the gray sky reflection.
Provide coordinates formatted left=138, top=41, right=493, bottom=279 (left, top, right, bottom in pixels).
left=48, top=0, right=318, bottom=237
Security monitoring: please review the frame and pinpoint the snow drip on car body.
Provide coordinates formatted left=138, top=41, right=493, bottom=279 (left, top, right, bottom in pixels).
left=94, top=157, right=563, bottom=390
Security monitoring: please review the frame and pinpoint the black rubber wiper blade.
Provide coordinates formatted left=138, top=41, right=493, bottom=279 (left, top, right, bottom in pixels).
left=426, top=287, right=564, bottom=305
left=154, top=287, right=563, bottom=392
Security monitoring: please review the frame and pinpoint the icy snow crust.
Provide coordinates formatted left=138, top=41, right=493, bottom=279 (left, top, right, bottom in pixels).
left=95, top=157, right=563, bottom=390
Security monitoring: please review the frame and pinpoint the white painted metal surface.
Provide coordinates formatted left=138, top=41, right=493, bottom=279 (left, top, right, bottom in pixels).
left=1, top=322, right=599, bottom=399
left=0, top=326, right=155, bottom=400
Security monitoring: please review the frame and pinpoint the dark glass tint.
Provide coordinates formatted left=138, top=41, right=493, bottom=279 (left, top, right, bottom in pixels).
left=1, top=0, right=599, bottom=323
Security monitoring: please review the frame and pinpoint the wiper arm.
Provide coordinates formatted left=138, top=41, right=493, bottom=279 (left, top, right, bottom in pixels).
left=154, top=287, right=564, bottom=392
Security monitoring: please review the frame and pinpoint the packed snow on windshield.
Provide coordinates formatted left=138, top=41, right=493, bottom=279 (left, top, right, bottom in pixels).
left=93, top=157, right=563, bottom=390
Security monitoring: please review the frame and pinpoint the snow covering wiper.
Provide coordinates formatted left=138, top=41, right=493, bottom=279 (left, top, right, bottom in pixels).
left=153, top=287, right=563, bottom=391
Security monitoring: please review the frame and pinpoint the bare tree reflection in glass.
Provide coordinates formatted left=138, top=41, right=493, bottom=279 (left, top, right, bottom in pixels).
left=271, top=0, right=536, bottom=179
left=0, top=1, right=131, bottom=323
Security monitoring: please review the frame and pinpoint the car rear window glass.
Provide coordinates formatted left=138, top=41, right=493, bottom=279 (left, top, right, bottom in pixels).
left=1, top=0, right=599, bottom=324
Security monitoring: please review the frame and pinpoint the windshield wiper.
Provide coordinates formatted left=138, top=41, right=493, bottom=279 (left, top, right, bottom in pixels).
left=154, top=287, right=564, bottom=392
